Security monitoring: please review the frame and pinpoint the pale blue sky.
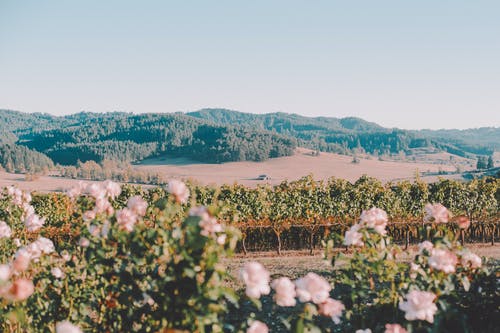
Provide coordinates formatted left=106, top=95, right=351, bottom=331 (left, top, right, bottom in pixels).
left=0, top=0, right=499, bottom=129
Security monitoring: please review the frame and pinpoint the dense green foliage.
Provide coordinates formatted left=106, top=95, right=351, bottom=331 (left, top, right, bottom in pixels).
left=0, top=108, right=498, bottom=172
left=0, top=143, right=54, bottom=173
left=0, top=109, right=296, bottom=166
left=189, top=109, right=499, bottom=156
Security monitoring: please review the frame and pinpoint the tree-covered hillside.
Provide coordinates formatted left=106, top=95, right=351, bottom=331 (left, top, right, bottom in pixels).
left=0, top=110, right=296, bottom=168
left=0, top=108, right=498, bottom=173
left=187, top=108, right=498, bottom=156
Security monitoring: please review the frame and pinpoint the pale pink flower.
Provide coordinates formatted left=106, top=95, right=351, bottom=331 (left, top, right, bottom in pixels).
left=88, top=224, right=100, bottom=237
left=247, top=320, right=268, bottom=333
left=295, top=272, right=331, bottom=304
left=216, top=234, right=227, bottom=245
left=86, top=183, right=105, bottom=199
left=428, top=248, right=457, bottom=274
left=240, top=262, right=271, bottom=299
left=22, top=237, right=54, bottom=261
left=116, top=208, right=138, bottom=232
left=318, top=298, right=345, bottom=324
left=190, top=206, right=224, bottom=237
left=0, top=264, right=11, bottom=281
left=456, top=216, right=470, bottom=229
left=56, top=321, right=83, bottom=333
left=459, top=251, right=482, bottom=269
left=344, top=224, right=364, bottom=246
left=51, top=267, right=65, bottom=279
left=24, top=213, right=45, bottom=232
left=199, top=216, right=223, bottom=237
left=127, top=196, right=148, bottom=216
left=60, top=251, right=71, bottom=262
left=360, top=207, right=388, bottom=235
left=79, top=237, right=90, bottom=247
left=5, top=278, right=35, bottom=301
left=33, top=237, right=55, bottom=254
left=103, top=180, right=121, bottom=199
left=0, top=221, right=12, bottom=239
left=12, top=249, right=30, bottom=272
left=424, top=203, right=449, bottom=223
left=7, top=186, right=31, bottom=207
left=399, top=290, right=438, bottom=323
left=410, top=262, right=420, bottom=279
left=418, top=241, right=434, bottom=254
left=271, top=277, right=296, bottom=307
left=94, top=197, right=114, bottom=215
left=385, top=323, right=408, bottom=333
left=168, top=179, right=190, bottom=204
left=13, top=238, right=21, bottom=247
left=22, top=204, right=35, bottom=218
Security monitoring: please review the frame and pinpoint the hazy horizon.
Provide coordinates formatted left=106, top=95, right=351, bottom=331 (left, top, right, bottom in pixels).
left=1, top=1, right=499, bottom=130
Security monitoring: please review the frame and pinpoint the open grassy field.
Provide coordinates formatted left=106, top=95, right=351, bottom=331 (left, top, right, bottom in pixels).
left=0, top=148, right=479, bottom=192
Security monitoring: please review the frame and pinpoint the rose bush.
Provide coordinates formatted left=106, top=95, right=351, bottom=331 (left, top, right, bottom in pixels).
left=0, top=181, right=498, bottom=332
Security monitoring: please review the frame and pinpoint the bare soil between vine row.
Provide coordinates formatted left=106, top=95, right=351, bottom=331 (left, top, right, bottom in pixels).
left=224, top=243, right=500, bottom=290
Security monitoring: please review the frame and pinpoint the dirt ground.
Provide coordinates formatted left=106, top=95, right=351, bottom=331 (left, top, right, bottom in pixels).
left=224, top=244, right=500, bottom=289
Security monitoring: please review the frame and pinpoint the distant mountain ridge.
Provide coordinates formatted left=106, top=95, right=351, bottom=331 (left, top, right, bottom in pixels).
left=0, top=108, right=498, bottom=173
left=187, top=108, right=499, bottom=155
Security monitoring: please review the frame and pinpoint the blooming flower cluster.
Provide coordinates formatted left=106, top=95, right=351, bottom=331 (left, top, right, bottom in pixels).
left=399, top=290, right=438, bottom=323
left=428, top=248, right=458, bottom=274
left=242, top=263, right=346, bottom=326
left=189, top=206, right=225, bottom=244
left=344, top=207, right=389, bottom=246
left=5, top=186, right=45, bottom=232
left=68, top=180, right=121, bottom=221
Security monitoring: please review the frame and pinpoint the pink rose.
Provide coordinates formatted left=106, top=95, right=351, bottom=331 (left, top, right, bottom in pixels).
left=116, top=208, right=138, bottom=232
left=344, top=224, right=364, bottom=247
left=240, top=262, right=270, bottom=299
left=56, top=321, right=83, bottom=333
left=12, top=249, right=30, bottom=272
left=127, top=196, right=148, bottom=216
left=428, top=248, right=457, bottom=274
left=385, top=323, right=408, bottom=333
left=424, top=203, right=449, bottom=223
left=103, top=180, right=121, bottom=199
left=295, top=272, right=331, bottom=304
left=459, top=251, right=482, bottom=269
left=271, top=277, right=296, bottom=307
left=399, top=290, right=438, bottom=323
left=168, top=180, right=190, bottom=204
left=0, top=221, right=12, bottom=239
left=5, top=278, right=35, bottom=301
left=418, top=241, right=434, bottom=254
left=247, top=320, right=268, bottom=333
left=0, top=264, right=11, bottom=281
left=24, top=213, right=45, bottom=232
left=318, top=298, right=345, bottom=324
left=360, top=207, right=388, bottom=235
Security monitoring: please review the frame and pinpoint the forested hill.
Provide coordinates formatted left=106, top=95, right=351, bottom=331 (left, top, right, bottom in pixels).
left=0, top=110, right=296, bottom=171
left=0, top=108, right=498, bottom=173
left=187, top=108, right=499, bottom=156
